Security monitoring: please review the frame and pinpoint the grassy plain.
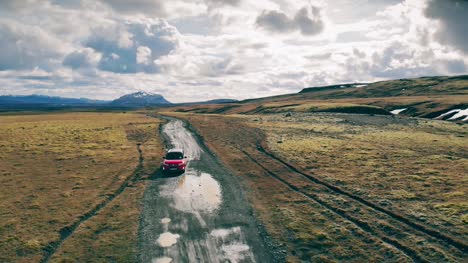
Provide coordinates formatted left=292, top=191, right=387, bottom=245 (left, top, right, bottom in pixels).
left=0, top=112, right=163, bottom=262
left=261, top=114, right=467, bottom=238
left=166, top=112, right=467, bottom=262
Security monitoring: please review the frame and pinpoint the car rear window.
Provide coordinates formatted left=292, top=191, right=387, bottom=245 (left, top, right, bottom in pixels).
left=166, top=152, right=184, bottom=160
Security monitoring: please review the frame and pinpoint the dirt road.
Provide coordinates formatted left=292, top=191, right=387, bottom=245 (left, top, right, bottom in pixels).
left=138, top=119, right=275, bottom=263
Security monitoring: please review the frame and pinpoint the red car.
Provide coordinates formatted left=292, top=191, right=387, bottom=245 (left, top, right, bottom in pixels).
left=161, top=149, right=187, bottom=173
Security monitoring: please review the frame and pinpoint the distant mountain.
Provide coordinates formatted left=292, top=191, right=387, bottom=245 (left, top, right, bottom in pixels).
left=110, top=92, right=172, bottom=106
left=200, top=99, right=239, bottom=104
left=0, top=92, right=173, bottom=110
left=0, top=95, right=107, bottom=105
left=179, top=99, right=239, bottom=106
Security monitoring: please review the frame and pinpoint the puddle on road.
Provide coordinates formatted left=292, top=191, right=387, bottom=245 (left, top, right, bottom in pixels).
left=221, top=243, right=252, bottom=263
left=173, top=172, right=222, bottom=213
left=152, top=256, right=173, bottom=263
left=161, top=171, right=222, bottom=218
left=210, top=227, right=242, bottom=239
left=160, top=217, right=171, bottom=232
left=207, top=227, right=255, bottom=263
left=211, top=227, right=253, bottom=263
left=161, top=218, right=171, bottom=224
left=156, top=232, right=180, bottom=248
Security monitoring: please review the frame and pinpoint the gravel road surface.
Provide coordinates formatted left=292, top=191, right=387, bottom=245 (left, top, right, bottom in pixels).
left=138, top=119, right=274, bottom=263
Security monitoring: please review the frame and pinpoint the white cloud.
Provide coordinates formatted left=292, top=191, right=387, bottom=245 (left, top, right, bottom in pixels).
left=0, top=19, right=68, bottom=71
left=205, top=0, right=241, bottom=7
left=424, top=0, right=468, bottom=54
left=63, top=48, right=101, bottom=69
left=0, top=0, right=467, bottom=102
left=256, top=5, right=324, bottom=36
left=86, top=18, right=180, bottom=73
left=99, top=0, right=166, bottom=16
left=136, top=46, right=152, bottom=65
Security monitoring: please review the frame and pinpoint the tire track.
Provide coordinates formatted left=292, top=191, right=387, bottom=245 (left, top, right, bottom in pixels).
left=240, top=150, right=426, bottom=263
left=40, top=144, right=145, bottom=263
left=255, top=143, right=468, bottom=254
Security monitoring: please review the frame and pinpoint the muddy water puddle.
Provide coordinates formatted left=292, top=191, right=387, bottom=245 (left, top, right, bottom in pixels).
left=160, top=218, right=171, bottom=224
left=156, top=232, right=180, bottom=248
left=161, top=171, right=222, bottom=214
left=152, top=256, right=173, bottom=263
left=210, top=227, right=255, bottom=262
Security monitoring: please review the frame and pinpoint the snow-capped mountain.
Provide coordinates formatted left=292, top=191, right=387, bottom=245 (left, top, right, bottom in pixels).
left=110, top=92, right=172, bottom=106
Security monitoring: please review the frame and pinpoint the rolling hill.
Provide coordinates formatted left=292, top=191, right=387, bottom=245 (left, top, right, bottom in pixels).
left=169, top=75, right=468, bottom=122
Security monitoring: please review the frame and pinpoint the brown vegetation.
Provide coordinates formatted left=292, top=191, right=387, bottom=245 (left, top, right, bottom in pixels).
left=164, top=112, right=467, bottom=262
left=0, top=112, right=163, bottom=262
left=165, top=75, right=468, bottom=121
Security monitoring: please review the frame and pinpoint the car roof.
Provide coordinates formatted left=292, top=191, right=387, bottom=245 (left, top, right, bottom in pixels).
left=167, top=148, right=184, bottom=153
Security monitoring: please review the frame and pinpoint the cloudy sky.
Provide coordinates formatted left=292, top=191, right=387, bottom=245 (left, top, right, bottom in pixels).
left=0, top=0, right=466, bottom=102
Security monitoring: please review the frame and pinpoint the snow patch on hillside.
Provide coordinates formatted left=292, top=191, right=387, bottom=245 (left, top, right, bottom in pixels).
left=391, top=108, right=407, bottom=115
left=436, top=108, right=468, bottom=121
